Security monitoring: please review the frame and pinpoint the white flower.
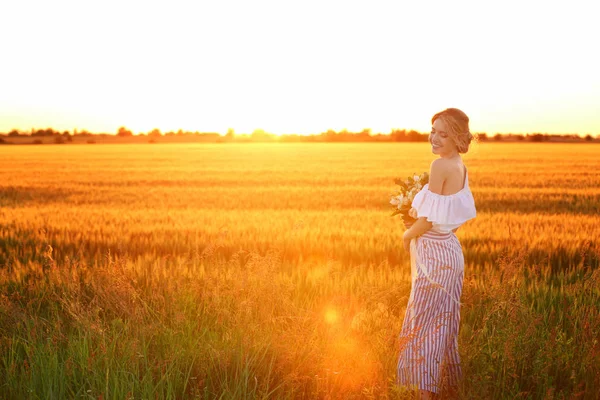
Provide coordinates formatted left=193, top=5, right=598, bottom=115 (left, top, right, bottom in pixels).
left=390, top=194, right=404, bottom=206
left=414, top=174, right=420, bottom=182
left=401, top=197, right=409, bottom=206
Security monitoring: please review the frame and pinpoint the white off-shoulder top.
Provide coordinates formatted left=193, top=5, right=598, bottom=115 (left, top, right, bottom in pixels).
left=411, top=168, right=476, bottom=233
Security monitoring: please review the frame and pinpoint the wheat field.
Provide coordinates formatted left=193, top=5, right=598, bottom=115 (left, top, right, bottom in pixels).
left=0, top=142, right=599, bottom=399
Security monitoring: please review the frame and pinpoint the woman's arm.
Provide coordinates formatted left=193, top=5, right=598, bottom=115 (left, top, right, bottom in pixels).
left=404, top=217, right=433, bottom=240
left=403, top=159, right=447, bottom=242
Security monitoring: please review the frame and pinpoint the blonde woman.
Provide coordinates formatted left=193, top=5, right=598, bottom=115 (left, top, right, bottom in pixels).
left=397, top=108, right=477, bottom=399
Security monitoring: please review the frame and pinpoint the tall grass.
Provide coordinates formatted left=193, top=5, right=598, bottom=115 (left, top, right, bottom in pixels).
left=0, top=143, right=599, bottom=398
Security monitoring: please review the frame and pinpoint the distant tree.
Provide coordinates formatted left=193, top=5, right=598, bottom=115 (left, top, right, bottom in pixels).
left=8, top=129, right=21, bottom=137
left=32, top=128, right=56, bottom=137
left=408, top=130, right=425, bottom=142
left=494, top=133, right=503, bottom=141
left=117, top=126, right=133, bottom=137
left=390, top=129, right=407, bottom=142
left=477, top=133, right=488, bottom=141
left=373, top=133, right=389, bottom=142
left=585, top=134, right=593, bottom=141
left=62, top=131, right=73, bottom=142
left=225, top=128, right=235, bottom=140
left=251, top=129, right=273, bottom=141
left=321, top=129, right=337, bottom=141
left=529, top=134, right=544, bottom=142
left=357, top=129, right=371, bottom=140
left=148, top=128, right=162, bottom=137
left=338, top=129, right=351, bottom=141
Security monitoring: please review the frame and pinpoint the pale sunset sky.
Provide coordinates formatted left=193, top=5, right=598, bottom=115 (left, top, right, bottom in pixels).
left=1, top=0, right=598, bottom=136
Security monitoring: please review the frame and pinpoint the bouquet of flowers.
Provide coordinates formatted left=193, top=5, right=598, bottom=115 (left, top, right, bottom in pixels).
left=390, top=172, right=429, bottom=229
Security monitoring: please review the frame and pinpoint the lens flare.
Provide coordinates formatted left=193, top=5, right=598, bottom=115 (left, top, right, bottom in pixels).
left=325, top=308, right=339, bottom=325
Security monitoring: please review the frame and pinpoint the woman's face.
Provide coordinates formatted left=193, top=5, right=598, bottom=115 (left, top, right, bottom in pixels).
left=430, top=118, right=458, bottom=156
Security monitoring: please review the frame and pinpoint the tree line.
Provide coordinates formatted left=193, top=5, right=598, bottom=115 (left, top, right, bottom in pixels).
left=1, top=126, right=597, bottom=144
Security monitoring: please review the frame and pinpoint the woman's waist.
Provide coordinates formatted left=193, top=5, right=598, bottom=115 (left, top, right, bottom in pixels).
left=419, top=229, right=456, bottom=241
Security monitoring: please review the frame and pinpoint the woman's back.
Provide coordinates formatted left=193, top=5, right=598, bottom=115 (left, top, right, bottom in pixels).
left=432, top=158, right=467, bottom=196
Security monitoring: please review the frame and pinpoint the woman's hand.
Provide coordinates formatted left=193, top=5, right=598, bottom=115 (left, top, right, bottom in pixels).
left=408, top=207, right=418, bottom=219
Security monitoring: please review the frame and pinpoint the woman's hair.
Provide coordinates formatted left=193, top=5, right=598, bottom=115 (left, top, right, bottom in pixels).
left=431, top=108, right=475, bottom=153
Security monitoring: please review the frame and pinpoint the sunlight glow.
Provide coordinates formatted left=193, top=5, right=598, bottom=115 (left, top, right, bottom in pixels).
left=1, top=0, right=598, bottom=136
left=325, top=308, right=339, bottom=325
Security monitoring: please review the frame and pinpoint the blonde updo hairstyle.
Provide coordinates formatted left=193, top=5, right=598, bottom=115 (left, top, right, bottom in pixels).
left=431, top=108, right=476, bottom=153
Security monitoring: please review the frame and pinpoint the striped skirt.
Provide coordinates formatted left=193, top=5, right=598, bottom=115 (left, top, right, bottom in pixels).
left=397, top=230, right=464, bottom=394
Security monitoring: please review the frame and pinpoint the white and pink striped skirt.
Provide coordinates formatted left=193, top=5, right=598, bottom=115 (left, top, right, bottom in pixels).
left=397, top=230, right=464, bottom=394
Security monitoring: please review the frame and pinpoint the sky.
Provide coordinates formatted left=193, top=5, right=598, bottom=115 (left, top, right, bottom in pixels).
left=1, top=0, right=599, bottom=136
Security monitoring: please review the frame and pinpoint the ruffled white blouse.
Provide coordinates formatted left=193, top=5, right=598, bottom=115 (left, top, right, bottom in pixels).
left=411, top=169, right=476, bottom=233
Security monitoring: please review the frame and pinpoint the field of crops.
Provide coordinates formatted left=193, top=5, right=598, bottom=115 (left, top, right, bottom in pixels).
left=1, top=142, right=599, bottom=399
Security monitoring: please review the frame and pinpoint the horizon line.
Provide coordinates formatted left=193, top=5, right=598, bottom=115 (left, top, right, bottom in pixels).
left=2, top=127, right=598, bottom=138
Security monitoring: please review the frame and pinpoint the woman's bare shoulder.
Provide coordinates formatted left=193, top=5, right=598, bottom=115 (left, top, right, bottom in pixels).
left=431, top=157, right=464, bottom=174
left=429, top=158, right=453, bottom=177
left=428, top=159, right=449, bottom=193
left=429, top=158, right=465, bottom=194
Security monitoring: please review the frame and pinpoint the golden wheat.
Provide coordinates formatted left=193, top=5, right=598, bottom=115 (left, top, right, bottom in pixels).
left=0, top=142, right=599, bottom=399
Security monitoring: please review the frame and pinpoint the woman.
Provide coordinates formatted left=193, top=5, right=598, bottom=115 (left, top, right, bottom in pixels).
left=397, top=108, right=477, bottom=399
